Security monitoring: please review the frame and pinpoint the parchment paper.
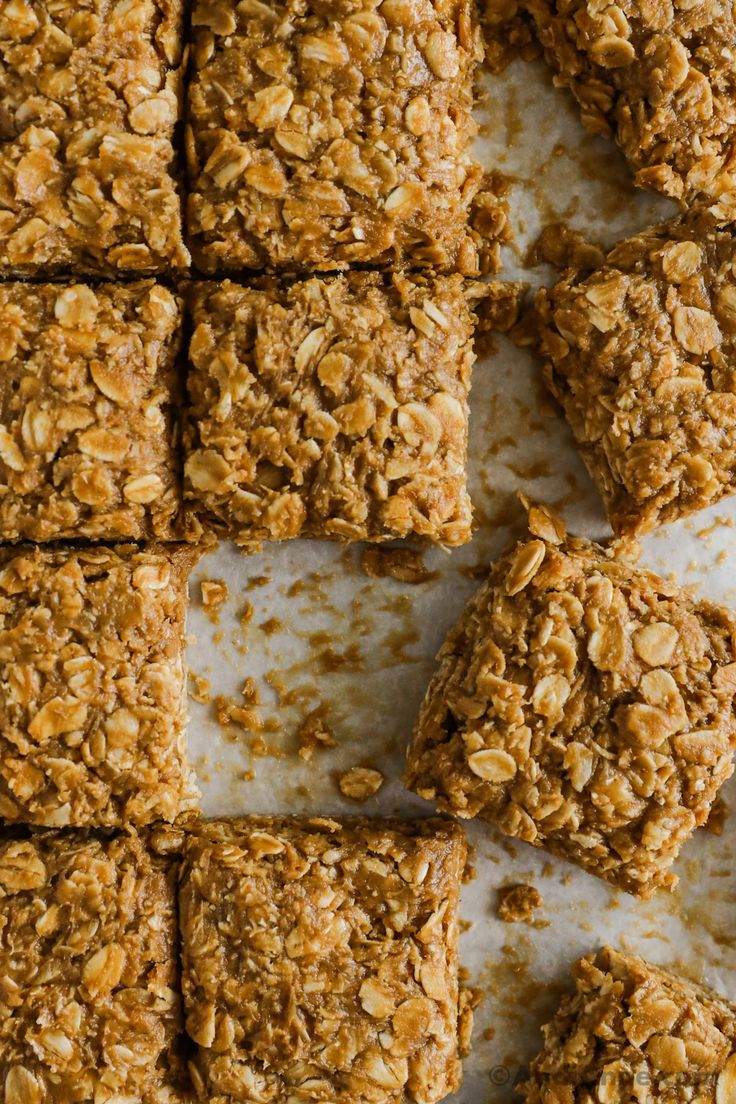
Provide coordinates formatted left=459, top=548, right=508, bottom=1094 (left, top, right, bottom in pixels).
left=185, top=56, right=736, bottom=1103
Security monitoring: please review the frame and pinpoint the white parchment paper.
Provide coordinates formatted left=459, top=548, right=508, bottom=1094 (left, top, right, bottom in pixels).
left=185, top=56, right=736, bottom=1103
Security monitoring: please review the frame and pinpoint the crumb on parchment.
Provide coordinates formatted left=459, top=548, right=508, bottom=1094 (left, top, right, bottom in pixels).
left=297, top=704, right=336, bottom=761
left=188, top=671, right=211, bottom=705
left=526, top=221, right=605, bottom=272
left=214, top=693, right=262, bottom=734
left=338, top=766, right=384, bottom=801
left=497, top=883, right=544, bottom=923
left=200, top=578, right=229, bottom=622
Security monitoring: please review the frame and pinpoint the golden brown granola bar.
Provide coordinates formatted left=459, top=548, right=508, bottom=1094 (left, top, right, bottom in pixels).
left=184, top=273, right=478, bottom=547
left=0, top=0, right=189, bottom=275
left=524, top=0, right=736, bottom=202
left=0, top=280, right=184, bottom=542
left=405, top=506, right=736, bottom=896
left=0, top=544, right=200, bottom=828
left=0, top=830, right=183, bottom=1104
left=536, top=200, right=736, bottom=536
left=522, top=947, right=736, bottom=1103
left=185, top=0, right=504, bottom=275
left=179, top=816, right=469, bottom=1104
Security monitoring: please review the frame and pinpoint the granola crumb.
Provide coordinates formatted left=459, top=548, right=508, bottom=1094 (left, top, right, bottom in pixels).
left=497, top=883, right=544, bottom=923
left=188, top=672, right=212, bottom=706
left=249, top=736, right=270, bottom=758
left=297, top=705, right=336, bottom=762
left=472, top=278, right=526, bottom=358
left=200, top=579, right=229, bottom=623
left=338, top=766, right=384, bottom=801
left=241, top=678, right=259, bottom=706
left=246, top=576, right=270, bottom=591
left=469, top=173, right=514, bottom=275
left=260, top=617, right=283, bottom=636
left=214, top=694, right=262, bottom=735
left=361, top=547, right=437, bottom=585
left=463, top=860, right=477, bottom=884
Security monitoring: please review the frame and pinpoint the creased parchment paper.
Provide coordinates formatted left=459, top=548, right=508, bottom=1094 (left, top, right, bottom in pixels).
left=185, top=55, right=736, bottom=1103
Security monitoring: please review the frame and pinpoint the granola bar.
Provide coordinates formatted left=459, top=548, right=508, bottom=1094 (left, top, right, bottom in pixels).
left=0, top=829, right=183, bottom=1104
left=186, top=0, right=501, bottom=275
left=0, top=280, right=184, bottom=542
left=536, top=200, right=736, bottom=536
left=184, top=273, right=478, bottom=547
left=524, top=0, right=736, bottom=202
left=522, top=946, right=736, bottom=1102
left=405, top=506, right=736, bottom=896
left=179, top=816, right=469, bottom=1104
left=0, top=0, right=189, bottom=275
left=0, top=544, right=200, bottom=828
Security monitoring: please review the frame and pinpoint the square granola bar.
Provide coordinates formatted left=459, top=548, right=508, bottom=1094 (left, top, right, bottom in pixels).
left=525, top=0, right=736, bottom=202
left=405, top=505, right=736, bottom=896
left=186, top=0, right=500, bottom=275
left=0, top=280, right=184, bottom=543
left=184, top=273, right=477, bottom=547
left=536, top=200, right=736, bottom=536
left=0, top=0, right=189, bottom=275
left=0, top=829, right=183, bottom=1104
left=179, top=816, right=469, bottom=1104
left=0, top=544, right=200, bottom=828
left=522, top=946, right=736, bottom=1102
